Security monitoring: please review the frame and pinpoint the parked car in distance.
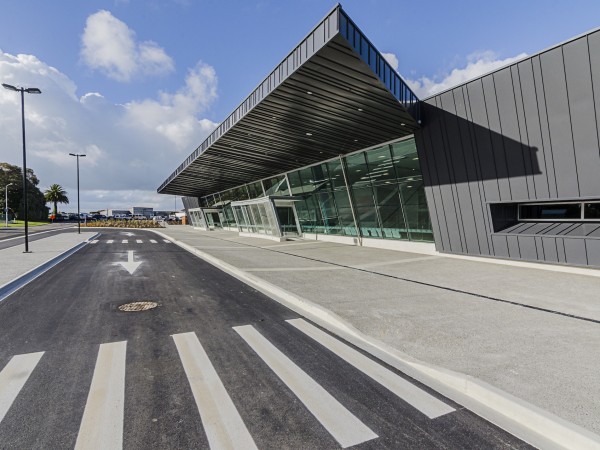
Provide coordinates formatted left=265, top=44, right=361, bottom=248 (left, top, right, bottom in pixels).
left=132, top=214, right=147, bottom=220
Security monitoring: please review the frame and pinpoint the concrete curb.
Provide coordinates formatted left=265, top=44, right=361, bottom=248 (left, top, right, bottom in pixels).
left=0, top=232, right=99, bottom=302
left=152, top=229, right=600, bottom=449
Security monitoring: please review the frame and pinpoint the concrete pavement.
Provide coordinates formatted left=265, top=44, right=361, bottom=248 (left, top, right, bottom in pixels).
left=1, top=224, right=599, bottom=448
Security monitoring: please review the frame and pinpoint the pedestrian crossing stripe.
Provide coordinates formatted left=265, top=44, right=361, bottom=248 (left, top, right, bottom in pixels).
left=172, top=332, right=258, bottom=449
left=287, top=319, right=455, bottom=418
left=0, top=352, right=44, bottom=424
left=0, top=326, right=456, bottom=447
left=75, top=341, right=126, bottom=450
left=234, top=325, right=378, bottom=448
left=87, top=239, right=170, bottom=244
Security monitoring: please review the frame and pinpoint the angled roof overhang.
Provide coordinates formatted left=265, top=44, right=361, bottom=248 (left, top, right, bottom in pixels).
left=158, top=5, right=420, bottom=197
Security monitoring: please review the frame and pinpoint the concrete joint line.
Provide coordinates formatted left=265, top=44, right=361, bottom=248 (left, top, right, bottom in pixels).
left=0, top=232, right=100, bottom=303
left=150, top=230, right=600, bottom=450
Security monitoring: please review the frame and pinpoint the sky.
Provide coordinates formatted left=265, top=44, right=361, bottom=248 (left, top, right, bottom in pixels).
left=1, top=0, right=599, bottom=213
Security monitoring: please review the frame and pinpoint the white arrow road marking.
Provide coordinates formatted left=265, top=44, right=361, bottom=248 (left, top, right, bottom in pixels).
left=117, top=250, right=142, bottom=275
left=122, top=232, right=135, bottom=237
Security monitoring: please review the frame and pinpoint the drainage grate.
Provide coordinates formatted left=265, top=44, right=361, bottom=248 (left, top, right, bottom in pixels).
left=118, top=301, right=159, bottom=312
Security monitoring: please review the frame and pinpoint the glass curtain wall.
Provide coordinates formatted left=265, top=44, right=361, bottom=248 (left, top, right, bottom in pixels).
left=197, top=137, right=432, bottom=242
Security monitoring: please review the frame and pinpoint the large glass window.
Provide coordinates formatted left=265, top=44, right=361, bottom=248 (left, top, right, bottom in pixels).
left=352, top=185, right=380, bottom=237
left=247, top=181, right=264, bottom=199
left=373, top=183, right=407, bottom=239
left=201, top=137, right=433, bottom=243
left=391, top=139, right=420, bottom=180
left=345, top=152, right=370, bottom=188
left=264, top=175, right=289, bottom=196
left=366, top=145, right=395, bottom=184
left=399, top=179, right=433, bottom=241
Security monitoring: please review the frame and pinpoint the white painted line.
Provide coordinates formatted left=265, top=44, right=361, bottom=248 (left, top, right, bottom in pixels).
left=90, top=240, right=98, bottom=244
left=287, top=319, right=455, bottom=419
left=233, top=325, right=377, bottom=448
left=122, top=240, right=128, bottom=244
left=172, top=332, right=257, bottom=450
left=149, top=240, right=157, bottom=244
left=136, top=239, right=143, bottom=244
left=75, top=341, right=127, bottom=450
left=163, top=240, right=171, bottom=244
left=242, top=266, right=346, bottom=272
left=106, top=240, right=114, bottom=244
left=0, top=352, right=44, bottom=423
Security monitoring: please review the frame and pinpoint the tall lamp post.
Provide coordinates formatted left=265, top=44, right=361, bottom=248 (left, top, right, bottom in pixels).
left=4, top=183, right=13, bottom=228
left=69, top=153, right=86, bottom=234
left=2, top=83, right=42, bottom=253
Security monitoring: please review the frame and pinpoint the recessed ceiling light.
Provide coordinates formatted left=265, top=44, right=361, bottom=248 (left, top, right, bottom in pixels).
left=306, top=132, right=312, bottom=136
left=353, top=139, right=358, bottom=142
left=401, top=123, right=406, bottom=126
left=357, top=108, right=363, bottom=112
left=407, top=185, right=413, bottom=188
left=307, top=91, right=313, bottom=95
left=412, top=157, right=419, bottom=160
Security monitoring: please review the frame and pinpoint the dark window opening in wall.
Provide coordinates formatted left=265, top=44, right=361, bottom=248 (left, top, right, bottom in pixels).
left=519, top=203, right=581, bottom=220
left=584, top=202, right=600, bottom=219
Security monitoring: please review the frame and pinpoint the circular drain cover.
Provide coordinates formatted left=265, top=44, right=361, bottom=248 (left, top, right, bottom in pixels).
left=118, top=301, right=158, bottom=312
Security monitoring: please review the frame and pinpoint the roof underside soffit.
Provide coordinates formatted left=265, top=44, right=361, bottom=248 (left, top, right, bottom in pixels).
left=159, top=26, right=419, bottom=197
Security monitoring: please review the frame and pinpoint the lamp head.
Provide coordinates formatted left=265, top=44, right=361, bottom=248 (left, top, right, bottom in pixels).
left=25, top=88, right=41, bottom=94
left=2, top=83, right=18, bottom=92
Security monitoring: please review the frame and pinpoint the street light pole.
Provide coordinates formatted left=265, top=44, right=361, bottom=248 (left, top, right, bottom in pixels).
left=4, top=183, right=13, bottom=228
left=2, top=83, right=41, bottom=253
left=69, top=153, right=86, bottom=234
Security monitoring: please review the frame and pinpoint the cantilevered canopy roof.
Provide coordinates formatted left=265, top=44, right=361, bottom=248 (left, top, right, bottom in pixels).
left=158, top=4, right=420, bottom=197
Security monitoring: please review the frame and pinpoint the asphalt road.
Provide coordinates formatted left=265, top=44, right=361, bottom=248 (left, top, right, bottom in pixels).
left=0, top=229, right=532, bottom=449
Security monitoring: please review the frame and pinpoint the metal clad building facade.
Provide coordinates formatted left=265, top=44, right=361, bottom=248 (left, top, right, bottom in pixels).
left=416, top=29, right=600, bottom=267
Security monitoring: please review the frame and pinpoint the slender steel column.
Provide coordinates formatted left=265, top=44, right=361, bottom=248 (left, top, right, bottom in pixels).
left=339, top=155, right=362, bottom=246
left=2, top=83, right=41, bottom=252
left=69, top=153, right=86, bottom=234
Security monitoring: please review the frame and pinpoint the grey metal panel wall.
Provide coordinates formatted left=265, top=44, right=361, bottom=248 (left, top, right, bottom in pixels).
left=415, top=28, right=600, bottom=268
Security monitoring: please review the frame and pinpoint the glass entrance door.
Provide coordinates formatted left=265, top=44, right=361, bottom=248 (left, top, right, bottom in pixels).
left=206, top=211, right=222, bottom=229
left=276, top=206, right=300, bottom=236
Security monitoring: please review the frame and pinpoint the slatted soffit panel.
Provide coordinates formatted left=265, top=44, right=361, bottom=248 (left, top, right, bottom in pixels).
left=157, top=4, right=420, bottom=197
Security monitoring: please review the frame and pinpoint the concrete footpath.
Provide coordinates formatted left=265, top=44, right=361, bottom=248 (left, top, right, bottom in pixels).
left=1, top=225, right=599, bottom=448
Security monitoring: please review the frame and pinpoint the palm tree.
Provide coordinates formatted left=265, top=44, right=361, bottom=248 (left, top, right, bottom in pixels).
left=44, top=184, right=69, bottom=217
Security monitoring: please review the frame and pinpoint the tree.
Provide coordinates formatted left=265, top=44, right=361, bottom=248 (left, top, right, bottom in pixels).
left=0, top=163, right=48, bottom=221
left=44, top=184, right=69, bottom=217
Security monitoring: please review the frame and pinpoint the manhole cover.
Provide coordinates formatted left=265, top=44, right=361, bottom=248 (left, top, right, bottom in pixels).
left=118, top=301, right=158, bottom=312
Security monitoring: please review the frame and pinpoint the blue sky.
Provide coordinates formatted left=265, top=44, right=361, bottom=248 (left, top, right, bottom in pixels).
left=1, top=0, right=599, bottom=212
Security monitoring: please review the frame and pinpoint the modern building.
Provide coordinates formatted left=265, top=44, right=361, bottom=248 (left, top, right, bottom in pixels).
left=158, top=5, right=600, bottom=269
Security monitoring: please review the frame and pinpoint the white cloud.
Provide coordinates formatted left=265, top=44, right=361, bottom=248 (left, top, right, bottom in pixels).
left=382, top=52, right=399, bottom=71
left=405, top=51, right=527, bottom=98
left=0, top=49, right=218, bottom=212
left=81, top=10, right=174, bottom=82
left=125, top=62, right=218, bottom=149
